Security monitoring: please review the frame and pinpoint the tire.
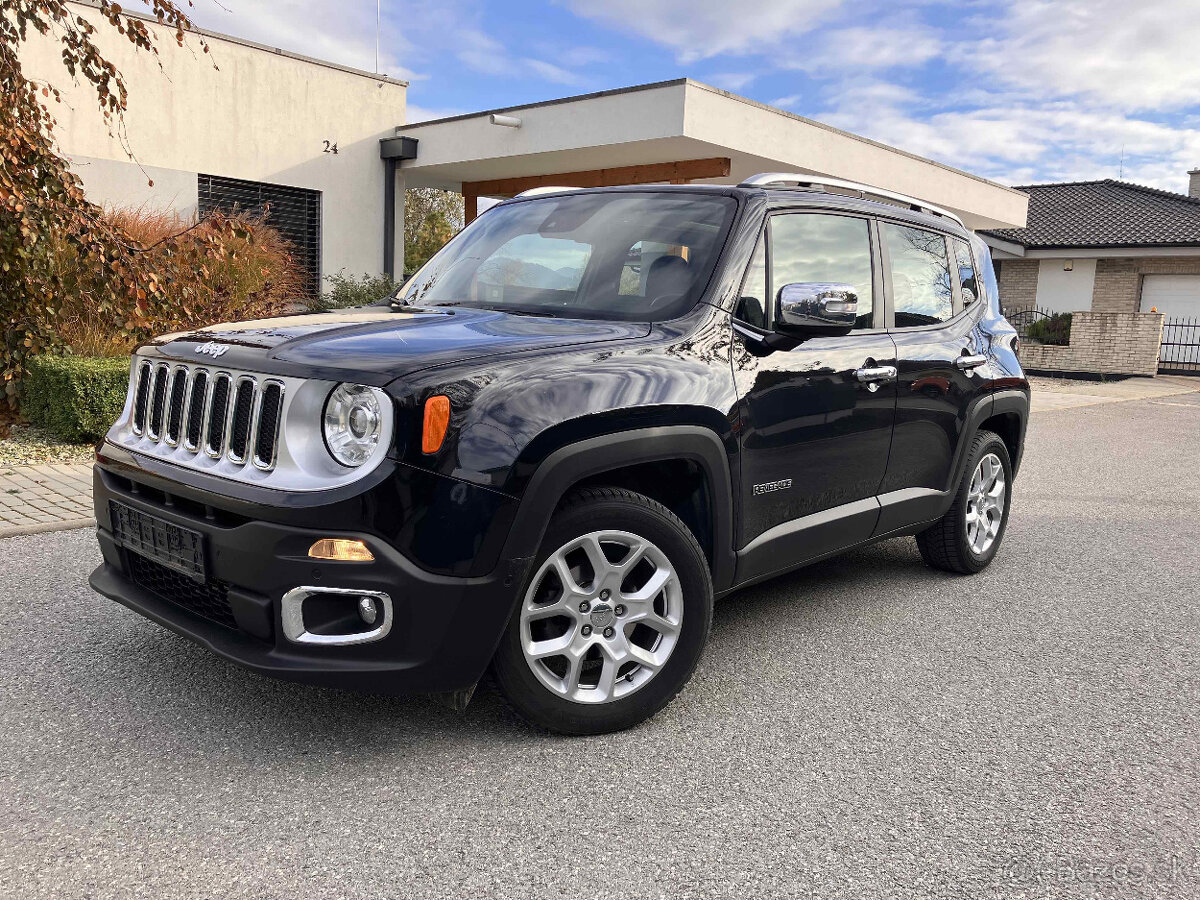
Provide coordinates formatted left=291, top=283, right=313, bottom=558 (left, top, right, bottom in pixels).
left=916, top=430, right=1013, bottom=575
left=491, top=487, right=713, bottom=735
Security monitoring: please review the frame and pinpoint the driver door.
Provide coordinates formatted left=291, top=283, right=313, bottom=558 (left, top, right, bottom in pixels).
left=731, top=211, right=898, bottom=582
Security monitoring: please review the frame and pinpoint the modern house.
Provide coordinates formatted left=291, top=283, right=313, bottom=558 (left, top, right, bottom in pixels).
left=23, top=1, right=1028, bottom=300
left=982, top=175, right=1200, bottom=319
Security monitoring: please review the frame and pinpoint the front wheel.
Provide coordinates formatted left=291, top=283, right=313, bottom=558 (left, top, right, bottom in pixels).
left=491, top=487, right=713, bottom=735
left=916, top=430, right=1013, bottom=574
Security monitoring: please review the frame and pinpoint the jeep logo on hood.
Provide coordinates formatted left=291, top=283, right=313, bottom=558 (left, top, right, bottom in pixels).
left=195, top=341, right=231, bottom=358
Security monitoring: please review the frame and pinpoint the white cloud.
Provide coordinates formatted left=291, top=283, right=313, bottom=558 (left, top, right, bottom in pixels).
left=785, top=25, right=942, bottom=72
left=561, top=0, right=845, bottom=62
left=967, top=0, right=1200, bottom=112
left=707, top=72, right=758, bottom=92
left=405, top=103, right=467, bottom=124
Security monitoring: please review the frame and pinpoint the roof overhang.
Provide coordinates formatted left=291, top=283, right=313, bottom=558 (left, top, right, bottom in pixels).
left=396, top=79, right=1029, bottom=231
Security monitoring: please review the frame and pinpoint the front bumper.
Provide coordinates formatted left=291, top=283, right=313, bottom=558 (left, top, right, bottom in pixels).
left=90, top=463, right=524, bottom=694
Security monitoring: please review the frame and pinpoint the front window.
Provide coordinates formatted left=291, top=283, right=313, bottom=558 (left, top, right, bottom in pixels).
left=399, top=192, right=738, bottom=321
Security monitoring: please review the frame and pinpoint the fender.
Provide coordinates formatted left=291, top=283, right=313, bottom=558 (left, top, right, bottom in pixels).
left=495, top=426, right=738, bottom=593
left=875, top=387, right=1029, bottom=535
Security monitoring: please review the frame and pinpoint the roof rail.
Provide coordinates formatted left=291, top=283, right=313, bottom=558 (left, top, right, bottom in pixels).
left=739, top=173, right=966, bottom=229
left=514, top=186, right=582, bottom=199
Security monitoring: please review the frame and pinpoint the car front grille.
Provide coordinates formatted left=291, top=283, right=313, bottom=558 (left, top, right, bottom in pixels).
left=125, top=551, right=237, bottom=630
left=131, top=361, right=284, bottom=471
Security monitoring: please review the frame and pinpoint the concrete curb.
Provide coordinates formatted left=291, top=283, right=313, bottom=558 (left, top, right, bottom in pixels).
left=0, top=517, right=96, bottom=539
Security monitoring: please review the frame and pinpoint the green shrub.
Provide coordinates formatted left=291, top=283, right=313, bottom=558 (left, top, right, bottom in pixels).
left=21, top=355, right=132, bottom=443
left=313, top=272, right=399, bottom=311
left=1026, top=312, right=1073, bottom=346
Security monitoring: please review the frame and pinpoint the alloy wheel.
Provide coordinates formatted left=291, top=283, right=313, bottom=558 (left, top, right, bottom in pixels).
left=519, top=530, right=683, bottom=704
left=965, top=452, right=1006, bottom=555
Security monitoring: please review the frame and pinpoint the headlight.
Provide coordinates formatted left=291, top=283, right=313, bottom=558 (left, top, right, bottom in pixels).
left=323, top=383, right=384, bottom=467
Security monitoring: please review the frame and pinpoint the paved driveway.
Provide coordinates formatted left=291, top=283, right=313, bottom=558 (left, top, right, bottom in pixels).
left=2, top=394, right=1199, bottom=899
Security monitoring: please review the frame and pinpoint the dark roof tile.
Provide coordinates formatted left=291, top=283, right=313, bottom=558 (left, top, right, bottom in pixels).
left=981, top=179, right=1200, bottom=249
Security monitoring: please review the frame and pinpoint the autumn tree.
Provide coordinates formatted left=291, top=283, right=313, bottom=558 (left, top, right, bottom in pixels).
left=404, top=187, right=463, bottom=274
left=0, top=0, right=256, bottom=406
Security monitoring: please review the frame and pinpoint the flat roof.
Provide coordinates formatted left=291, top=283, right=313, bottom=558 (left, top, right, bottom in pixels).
left=69, top=0, right=408, bottom=87
left=401, top=79, right=1022, bottom=201
left=398, top=80, right=1029, bottom=230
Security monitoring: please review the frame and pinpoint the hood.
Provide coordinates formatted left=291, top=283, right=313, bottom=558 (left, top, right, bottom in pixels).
left=144, top=306, right=651, bottom=384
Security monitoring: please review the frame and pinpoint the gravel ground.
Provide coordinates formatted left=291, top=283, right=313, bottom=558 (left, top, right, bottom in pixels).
left=1, top=395, right=1199, bottom=899
left=0, top=425, right=94, bottom=467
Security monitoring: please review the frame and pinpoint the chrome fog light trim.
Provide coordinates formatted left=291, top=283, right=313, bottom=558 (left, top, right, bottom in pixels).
left=280, top=586, right=393, bottom=646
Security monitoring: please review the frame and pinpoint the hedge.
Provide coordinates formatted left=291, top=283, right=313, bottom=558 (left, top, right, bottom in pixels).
left=22, top=355, right=132, bottom=442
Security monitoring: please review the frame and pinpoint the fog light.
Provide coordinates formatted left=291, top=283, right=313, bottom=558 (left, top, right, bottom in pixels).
left=308, top=538, right=374, bottom=562
left=358, top=596, right=377, bottom=625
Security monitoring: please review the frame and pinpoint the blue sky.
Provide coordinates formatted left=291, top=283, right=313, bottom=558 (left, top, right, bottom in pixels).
left=189, top=0, right=1200, bottom=193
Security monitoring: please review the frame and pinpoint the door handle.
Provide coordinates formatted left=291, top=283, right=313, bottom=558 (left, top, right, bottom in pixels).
left=855, top=365, right=897, bottom=383
left=955, top=353, right=988, bottom=370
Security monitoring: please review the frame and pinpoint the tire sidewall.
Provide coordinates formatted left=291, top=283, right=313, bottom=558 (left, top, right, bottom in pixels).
left=492, top=491, right=713, bottom=735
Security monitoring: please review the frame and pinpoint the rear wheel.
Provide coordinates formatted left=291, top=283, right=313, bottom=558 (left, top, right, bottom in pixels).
left=917, top=430, right=1013, bottom=574
left=492, top=487, right=713, bottom=735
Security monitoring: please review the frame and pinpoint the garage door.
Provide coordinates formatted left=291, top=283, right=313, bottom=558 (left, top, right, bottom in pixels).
left=1141, top=275, right=1200, bottom=316
left=1142, top=275, right=1200, bottom=372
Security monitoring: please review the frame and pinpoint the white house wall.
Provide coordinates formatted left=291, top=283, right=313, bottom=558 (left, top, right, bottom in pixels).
left=1035, top=259, right=1098, bottom=313
left=19, top=1, right=407, bottom=281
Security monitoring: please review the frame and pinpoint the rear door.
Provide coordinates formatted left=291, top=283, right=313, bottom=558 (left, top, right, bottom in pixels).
left=731, top=210, right=898, bottom=579
left=876, top=221, right=989, bottom=533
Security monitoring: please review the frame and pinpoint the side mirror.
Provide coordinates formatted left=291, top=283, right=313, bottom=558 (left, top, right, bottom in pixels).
left=777, top=282, right=858, bottom=335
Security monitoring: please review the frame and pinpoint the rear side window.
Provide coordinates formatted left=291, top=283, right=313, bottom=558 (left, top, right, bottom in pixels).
left=883, top=223, right=953, bottom=327
left=950, top=237, right=978, bottom=307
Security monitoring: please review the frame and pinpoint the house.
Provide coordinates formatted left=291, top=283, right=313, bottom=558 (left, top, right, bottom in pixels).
left=981, top=175, right=1200, bottom=319
left=23, top=3, right=1028, bottom=299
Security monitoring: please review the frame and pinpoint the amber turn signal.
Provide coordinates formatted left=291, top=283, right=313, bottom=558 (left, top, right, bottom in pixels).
left=308, top=538, right=375, bottom=562
left=423, top=395, right=451, bottom=454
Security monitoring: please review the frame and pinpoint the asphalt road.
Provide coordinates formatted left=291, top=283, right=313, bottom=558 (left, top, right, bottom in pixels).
left=3, top=393, right=1199, bottom=899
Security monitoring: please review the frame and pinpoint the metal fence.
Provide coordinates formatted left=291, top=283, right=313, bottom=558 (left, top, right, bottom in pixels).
left=1002, top=305, right=1058, bottom=340
left=1159, top=318, right=1200, bottom=375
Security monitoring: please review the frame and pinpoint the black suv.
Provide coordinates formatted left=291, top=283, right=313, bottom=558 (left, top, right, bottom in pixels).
left=90, top=176, right=1029, bottom=734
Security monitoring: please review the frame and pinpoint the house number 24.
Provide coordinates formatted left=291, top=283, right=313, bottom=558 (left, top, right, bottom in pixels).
left=322, top=141, right=339, bottom=155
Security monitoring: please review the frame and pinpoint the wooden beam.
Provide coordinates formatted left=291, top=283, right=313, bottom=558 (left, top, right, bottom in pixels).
left=462, top=158, right=731, bottom=200
left=463, top=188, right=479, bottom=225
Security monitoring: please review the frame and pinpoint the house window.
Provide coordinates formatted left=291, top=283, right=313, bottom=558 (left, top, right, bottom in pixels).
left=197, top=174, right=322, bottom=297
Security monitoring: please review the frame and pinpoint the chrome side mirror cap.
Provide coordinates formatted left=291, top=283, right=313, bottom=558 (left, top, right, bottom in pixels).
left=777, top=282, right=858, bottom=335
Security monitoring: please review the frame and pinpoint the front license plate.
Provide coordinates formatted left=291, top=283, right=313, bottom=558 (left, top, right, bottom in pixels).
left=110, top=501, right=207, bottom=582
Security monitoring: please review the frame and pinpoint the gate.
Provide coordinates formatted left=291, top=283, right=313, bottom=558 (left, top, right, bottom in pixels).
left=1159, top=318, right=1200, bottom=375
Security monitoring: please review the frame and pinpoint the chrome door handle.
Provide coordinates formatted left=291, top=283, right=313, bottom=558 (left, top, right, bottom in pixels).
left=956, top=353, right=988, bottom=370
left=855, top=365, right=897, bottom=383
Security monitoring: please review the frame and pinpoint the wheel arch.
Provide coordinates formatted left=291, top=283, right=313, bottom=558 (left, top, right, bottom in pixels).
left=498, top=425, right=737, bottom=593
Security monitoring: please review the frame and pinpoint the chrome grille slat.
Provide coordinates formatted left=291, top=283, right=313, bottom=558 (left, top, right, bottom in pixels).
left=227, top=376, right=257, bottom=464
left=206, top=373, right=233, bottom=458
left=148, top=364, right=170, bottom=441
left=184, top=370, right=209, bottom=452
left=164, top=366, right=189, bottom=447
left=253, top=382, right=284, bottom=470
left=132, top=362, right=152, bottom=435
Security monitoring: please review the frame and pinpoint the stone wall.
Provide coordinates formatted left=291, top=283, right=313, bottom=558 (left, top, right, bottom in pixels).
left=1019, top=312, right=1165, bottom=377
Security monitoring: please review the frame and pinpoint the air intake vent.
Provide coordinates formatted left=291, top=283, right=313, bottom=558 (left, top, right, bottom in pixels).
left=132, top=362, right=152, bottom=434
left=254, top=382, right=284, bottom=469
left=228, top=377, right=256, bottom=462
left=185, top=371, right=208, bottom=450
left=148, top=364, right=169, bottom=439
left=165, top=368, right=188, bottom=446
left=206, top=374, right=231, bottom=457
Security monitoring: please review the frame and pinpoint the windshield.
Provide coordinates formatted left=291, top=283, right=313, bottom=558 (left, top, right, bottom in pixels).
left=397, top=191, right=738, bottom=321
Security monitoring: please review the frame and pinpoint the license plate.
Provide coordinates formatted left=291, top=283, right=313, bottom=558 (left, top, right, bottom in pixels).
left=110, top=501, right=207, bottom=582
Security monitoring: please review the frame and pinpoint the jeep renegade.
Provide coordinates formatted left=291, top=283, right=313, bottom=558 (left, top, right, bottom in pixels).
left=90, top=175, right=1029, bottom=735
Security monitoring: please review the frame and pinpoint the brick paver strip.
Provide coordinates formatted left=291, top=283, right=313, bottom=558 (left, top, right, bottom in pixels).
left=0, top=462, right=96, bottom=538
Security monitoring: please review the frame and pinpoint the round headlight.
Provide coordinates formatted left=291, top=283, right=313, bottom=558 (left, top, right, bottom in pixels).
left=323, top=384, right=383, bottom=467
